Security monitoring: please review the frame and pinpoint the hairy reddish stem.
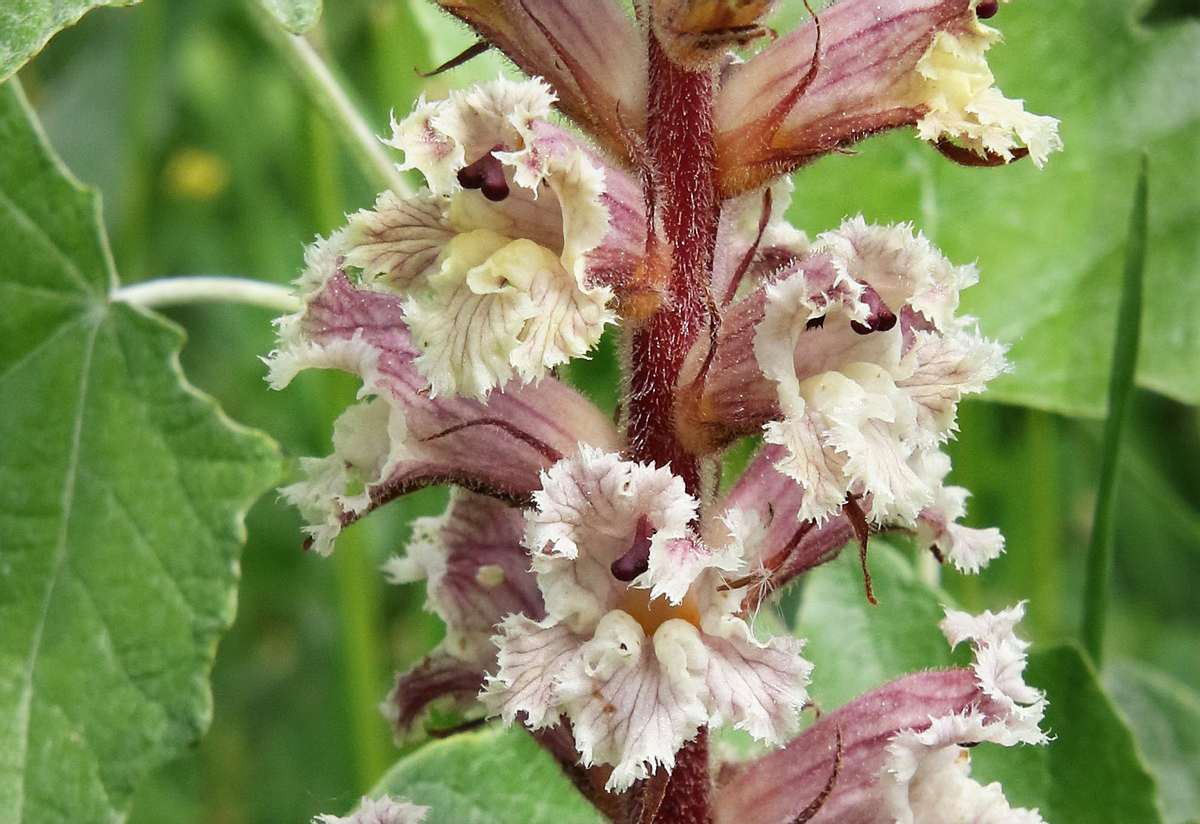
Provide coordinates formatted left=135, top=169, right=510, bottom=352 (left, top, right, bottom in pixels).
left=622, top=33, right=720, bottom=824
left=625, top=35, right=719, bottom=499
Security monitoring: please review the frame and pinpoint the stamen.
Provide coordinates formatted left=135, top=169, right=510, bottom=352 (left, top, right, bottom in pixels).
left=457, top=144, right=510, bottom=201
left=976, top=0, right=999, bottom=20
left=850, top=285, right=897, bottom=335
left=612, top=514, right=654, bottom=581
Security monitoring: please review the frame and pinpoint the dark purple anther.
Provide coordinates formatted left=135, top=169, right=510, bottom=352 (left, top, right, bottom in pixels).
left=852, top=285, right=897, bottom=335
left=457, top=143, right=510, bottom=201
left=976, top=0, right=999, bottom=19
left=612, top=514, right=654, bottom=582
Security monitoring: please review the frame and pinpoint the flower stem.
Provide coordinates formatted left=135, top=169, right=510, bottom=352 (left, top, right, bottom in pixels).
left=244, top=0, right=411, bottom=197
left=623, top=32, right=721, bottom=824
left=111, top=276, right=301, bottom=313
left=625, top=35, right=719, bottom=498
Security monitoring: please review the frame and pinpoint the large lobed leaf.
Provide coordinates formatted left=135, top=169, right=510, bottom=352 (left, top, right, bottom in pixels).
left=0, top=0, right=141, bottom=82
left=0, top=80, right=279, bottom=824
left=797, top=546, right=1165, bottom=824
left=788, top=0, right=1200, bottom=417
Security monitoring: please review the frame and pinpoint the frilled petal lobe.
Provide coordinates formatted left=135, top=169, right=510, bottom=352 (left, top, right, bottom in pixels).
left=265, top=246, right=620, bottom=555
left=714, top=605, right=1046, bottom=824
left=524, top=445, right=700, bottom=626
left=315, top=796, right=428, bottom=824
left=427, top=0, right=646, bottom=162
left=714, top=0, right=1059, bottom=197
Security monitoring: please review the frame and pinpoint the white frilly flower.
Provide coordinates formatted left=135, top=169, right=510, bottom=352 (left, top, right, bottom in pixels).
left=483, top=446, right=812, bottom=791
left=754, top=217, right=1007, bottom=531
left=344, top=76, right=617, bottom=399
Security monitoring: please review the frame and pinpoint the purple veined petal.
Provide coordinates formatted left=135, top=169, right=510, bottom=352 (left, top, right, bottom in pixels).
left=384, top=490, right=544, bottom=662
left=713, top=0, right=1059, bottom=197
left=713, top=668, right=981, bottom=824
left=714, top=445, right=855, bottom=608
left=267, top=267, right=620, bottom=554
left=342, top=189, right=456, bottom=292
left=382, top=490, right=545, bottom=736
left=382, top=652, right=488, bottom=736
left=429, top=0, right=646, bottom=163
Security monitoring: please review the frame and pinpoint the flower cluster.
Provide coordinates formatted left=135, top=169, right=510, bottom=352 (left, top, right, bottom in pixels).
left=274, top=1, right=1060, bottom=821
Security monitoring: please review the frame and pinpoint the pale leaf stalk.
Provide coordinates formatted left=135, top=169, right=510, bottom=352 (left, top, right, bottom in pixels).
left=112, top=276, right=301, bottom=313
left=244, top=0, right=412, bottom=197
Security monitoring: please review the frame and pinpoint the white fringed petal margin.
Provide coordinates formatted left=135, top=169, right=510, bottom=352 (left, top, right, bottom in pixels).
left=914, top=21, right=1062, bottom=167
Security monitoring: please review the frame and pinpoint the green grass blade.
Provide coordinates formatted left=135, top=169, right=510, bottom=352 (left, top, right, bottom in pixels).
left=1082, top=154, right=1149, bottom=666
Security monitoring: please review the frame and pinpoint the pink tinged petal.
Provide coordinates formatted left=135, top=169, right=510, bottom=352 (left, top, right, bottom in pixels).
left=525, top=446, right=700, bottom=625
left=715, top=0, right=977, bottom=196
left=342, top=190, right=455, bottom=291
left=483, top=614, right=580, bottom=729
left=714, top=0, right=1059, bottom=196
left=715, top=604, right=1046, bottom=824
left=558, top=613, right=709, bottom=792
left=384, top=490, right=543, bottom=663
left=267, top=268, right=620, bottom=553
left=697, top=616, right=811, bottom=745
left=716, top=445, right=856, bottom=603
left=429, top=0, right=646, bottom=164
left=382, top=652, right=487, bottom=736
left=314, top=795, right=429, bottom=824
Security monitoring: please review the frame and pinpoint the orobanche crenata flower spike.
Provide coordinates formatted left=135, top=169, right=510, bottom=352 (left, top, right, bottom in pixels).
left=270, top=1, right=1061, bottom=822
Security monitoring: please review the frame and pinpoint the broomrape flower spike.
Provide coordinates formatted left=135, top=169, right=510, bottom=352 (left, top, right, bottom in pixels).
left=279, top=0, right=1059, bottom=822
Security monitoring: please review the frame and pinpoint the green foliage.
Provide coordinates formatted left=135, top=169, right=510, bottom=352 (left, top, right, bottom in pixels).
left=1105, top=661, right=1200, bottom=824
left=372, top=726, right=606, bottom=824
left=0, top=0, right=140, bottom=81
left=787, top=0, right=1200, bottom=417
left=0, top=79, right=280, bottom=823
left=796, top=544, right=957, bottom=709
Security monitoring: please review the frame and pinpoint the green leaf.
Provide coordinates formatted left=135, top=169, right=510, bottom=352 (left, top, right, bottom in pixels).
left=795, top=543, right=959, bottom=709
left=371, top=725, right=606, bottom=824
left=787, top=0, right=1200, bottom=417
left=971, top=645, right=1164, bottom=824
left=0, top=79, right=280, bottom=824
left=259, top=0, right=322, bottom=35
left=1105, top=661, right=1200, bottom=824
left=0, top=0, right=141, bottom=82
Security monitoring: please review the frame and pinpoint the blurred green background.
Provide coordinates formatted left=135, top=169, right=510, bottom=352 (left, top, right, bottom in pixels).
left=15, top=0, right=1200, bottom=821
